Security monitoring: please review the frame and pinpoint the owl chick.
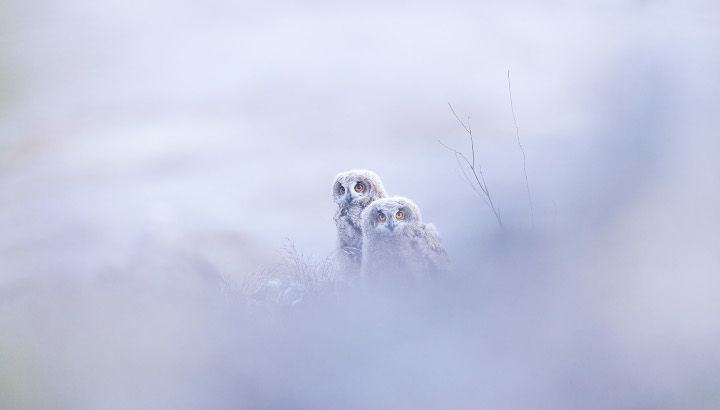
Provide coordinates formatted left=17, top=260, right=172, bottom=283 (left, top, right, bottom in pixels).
left=360, top=196, right=449, bottom=280
left=332, top=169, right=388, bottom=269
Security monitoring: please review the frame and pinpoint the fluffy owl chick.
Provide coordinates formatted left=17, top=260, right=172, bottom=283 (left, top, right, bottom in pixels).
left=360, top=196, right=449, bottom=280
left=332, top=169, right=388, bottom=269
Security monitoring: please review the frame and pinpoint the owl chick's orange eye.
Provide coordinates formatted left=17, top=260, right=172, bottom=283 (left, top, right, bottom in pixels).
left=354, top=183, right=364, bottom=192
left=340, top=186, right=345, bottom=194
left=395, top=211, right=404, bottom=219
left=378, top=213, right=386, bottom=221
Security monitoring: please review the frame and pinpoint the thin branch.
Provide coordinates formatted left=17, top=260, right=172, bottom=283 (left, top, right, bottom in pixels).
left=438, top=139, right=489, bottom=197
left=439, top=104, right=503, bottom=228
left=448, top=103, right=477, bottom=171
left=448, top=102, right=471, bottom=135
left=455, top=154, right=479, bottom=194
left=507, top=70, right=535, bottom=229
left=454, top=153, right=492, bottom=209
left=467, top=116, right=476, bottom=169
left=437, top=140, right=472, bottom=168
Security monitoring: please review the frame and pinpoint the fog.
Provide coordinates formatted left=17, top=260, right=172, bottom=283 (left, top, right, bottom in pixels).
left=1, top=0, right=719, bottom=408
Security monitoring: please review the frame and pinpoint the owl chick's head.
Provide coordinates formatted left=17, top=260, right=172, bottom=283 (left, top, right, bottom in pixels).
left=361, top=196, right=422, bottom=236
left=332, top=169, right=388, bottom=210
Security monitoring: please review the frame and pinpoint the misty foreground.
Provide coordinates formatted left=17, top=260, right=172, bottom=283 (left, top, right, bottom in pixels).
left=1, top=221, right=718, bottom=410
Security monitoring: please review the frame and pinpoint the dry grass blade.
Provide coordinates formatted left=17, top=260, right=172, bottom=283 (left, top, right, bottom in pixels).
left=242, top=238, right=340, bottom=307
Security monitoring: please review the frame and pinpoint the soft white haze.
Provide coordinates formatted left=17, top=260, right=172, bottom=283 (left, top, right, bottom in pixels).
left=1, top=0, right=719, bottom=408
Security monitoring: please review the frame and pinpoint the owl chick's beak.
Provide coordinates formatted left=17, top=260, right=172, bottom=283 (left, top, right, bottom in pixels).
left=344, top=194, right=352, bottom=206
left=388, top=220, right=396, bottom=232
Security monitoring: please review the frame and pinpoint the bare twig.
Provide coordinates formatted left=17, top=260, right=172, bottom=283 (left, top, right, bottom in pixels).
left=440, top=103, right=503, bottom=228
left=448, top=102, right=471, bottom=135
left=508, top=70, right=535, bottom=228
left=453, top=153, right=492, bottom=209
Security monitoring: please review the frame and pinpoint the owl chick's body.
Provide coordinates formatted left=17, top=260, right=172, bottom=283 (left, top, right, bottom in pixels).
left=361, top=196, right=449, bottom=280
left=332, top=169, right=388, bottom=271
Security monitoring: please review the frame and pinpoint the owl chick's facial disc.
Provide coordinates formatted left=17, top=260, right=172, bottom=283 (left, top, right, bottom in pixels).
left=363, top=196, right=421, bottom=235
left=332, top=170, right=387, bottom=209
